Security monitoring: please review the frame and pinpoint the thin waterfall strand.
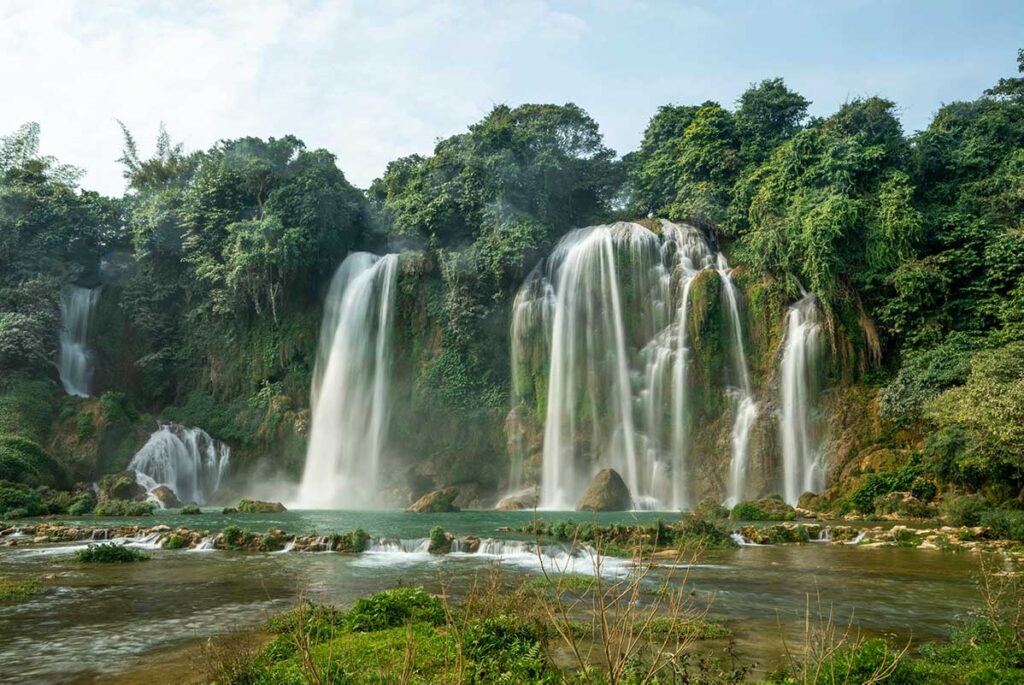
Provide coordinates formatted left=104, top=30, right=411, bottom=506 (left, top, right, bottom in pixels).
left=297, top=252, right=399, bottom=509
left=780, top=293, right=824, bottom=505
left=58, top=285, right=100, bottom=397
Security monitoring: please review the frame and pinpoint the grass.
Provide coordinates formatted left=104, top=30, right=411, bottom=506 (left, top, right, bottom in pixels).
left=74, top=542, right=149, bottom=563
left=0, top=577, right=43, bottom=601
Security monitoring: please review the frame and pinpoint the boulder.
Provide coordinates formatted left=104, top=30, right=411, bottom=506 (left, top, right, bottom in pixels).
left=495, top=491, right=539, bottom=511
left=407, top=487, right=461, bottom=513
left=97, top=471, right=146, bottom=502
left=149, top=486, right=182, bottom=509
left=576, top=469, right=632, bottom=512
left=237, top=499, right=287, bottom=513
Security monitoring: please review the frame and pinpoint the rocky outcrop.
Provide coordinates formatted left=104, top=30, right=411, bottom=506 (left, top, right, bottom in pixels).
left=495, top=490, right=539, bottom=511
left=97, top=471, right=145, bottom=502
left=576, top=469, right=632, bottom=512
left=149, top=486, right=182, bottom=509
left=237, top=499, right=286, bottom=513
left=407, top=487, right=460, bottom=513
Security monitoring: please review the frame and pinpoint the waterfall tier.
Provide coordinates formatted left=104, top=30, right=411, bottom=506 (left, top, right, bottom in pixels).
left=296, top=252, right=399, bottom=509
left=511, top=220, right=756, bottom=510
left=780, top=292, right=825, bottom=505
left=128, top=424, right=230, bottom=505
left=58, top=285, right=100, bottom=397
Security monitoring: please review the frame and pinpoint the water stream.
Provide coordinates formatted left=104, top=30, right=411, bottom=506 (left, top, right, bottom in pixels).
left=128, top=424, right=230, bottom=505
left=780, top=292, right=824, bottom=505
left=57, top=285, right=100, bottom=397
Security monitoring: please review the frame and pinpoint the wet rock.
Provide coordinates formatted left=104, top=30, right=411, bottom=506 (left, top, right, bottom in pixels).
left=237, top=499, right=286, bottom=513
left=495, top=491, right=539, bottom=511
left=407, top=487, right=461, bottom=513
left=149, top=486, right=182, bottom=509
left=97, top=471, right=146, bottom=502
left=576, top=469, right=632, bottom=512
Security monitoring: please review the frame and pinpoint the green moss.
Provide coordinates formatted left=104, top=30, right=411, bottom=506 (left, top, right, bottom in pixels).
left=344, top=587, right=446, bottom=632
left=179, top=504, right=201, bottom=515
left=729, top=496, right=797, bottom=521
left=163, top=534, right=188, bottom=550
left=0, top=434, right=66, bottom=488
left=237, top=499, right=286, bottom=513
left=75, top=543, right=149, bottom=563
left=427, top=525, right=450, bottom=554
left=0, top=378, right=57, bottom=444
left=93, top=499, right=154, bottom=516
left=0, top=577, right=43, bottom=601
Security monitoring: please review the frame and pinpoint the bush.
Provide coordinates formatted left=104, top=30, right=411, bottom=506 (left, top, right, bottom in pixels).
left=0, top=483, right=43, bottom=517
left=75, top=543, right=149, bottom=563
left=93, top=499, right=154, bottom=517
left=940, top=494, right=988, bottom=526
left=428, top=525, right=451, bottom=554
left=0, top=435, right=65, bottom=488
left=847, top=462, right=922, bottom=514
left=163, top=534, right=188, bottom=550
left=979, top=509, right=1024, bottom=541
left=464, top=615, right=546, bottom=681
left=341, top=528, right=370, bottom=552
left=344, top=587, right=445, bottom=632
left=729, top=496, right=796, bottom=521
left=67, top=493, right=96, bottom=516
left=237, top=499, right=286, bottom=513
left=179, top=504, right=201, bottom=515
left=874, top=492, right=932, bottom=518
left=676, top=513, right=736, bottom=549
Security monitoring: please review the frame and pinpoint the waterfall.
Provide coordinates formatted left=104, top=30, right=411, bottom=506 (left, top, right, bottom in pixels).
left=512, top=221, right=740, bottom=510
left=717, top=254, right=759, bottom=507
left=296, top=252, right=399, bottom=509
left=57, top=285, right=100, bottom=397
left=128, top=424, right=230, bottom=505
left=779, top=292, right=824, bottom=505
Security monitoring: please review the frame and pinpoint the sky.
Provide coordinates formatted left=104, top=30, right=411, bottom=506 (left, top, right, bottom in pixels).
left=1, top=0, right=1022, bottom=196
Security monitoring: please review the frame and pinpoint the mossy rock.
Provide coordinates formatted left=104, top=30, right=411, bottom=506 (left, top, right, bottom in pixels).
left=237, top=499, right=287, bottom=513
left=93, top=499, right=154, bottom=516
left=729, top=496, right=797, bottom=521
left=97, top=471, right=145, bottom=502
left=0, top=434, right=66, bottom=489
left=407, top=487, right=460, bottom=513
left=874, top=491, right=932, bottom=518
left=576, top=469, right=632, bottom=512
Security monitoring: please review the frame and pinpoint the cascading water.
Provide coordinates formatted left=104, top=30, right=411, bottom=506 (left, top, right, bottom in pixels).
left=512, top=220, right=756, bottom=510
left=128, top=424, right=230, bottom=505
left=717, top=254, right=759, bottom=507
left=296, top=252, right=399, bottom=509
left=57, top=285, right=100, bottom=397
left=779, top=292, right=824, bottom=505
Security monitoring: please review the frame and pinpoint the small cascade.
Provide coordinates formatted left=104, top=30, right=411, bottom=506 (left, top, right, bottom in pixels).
left=297, top=252, right=399, bottom=509
left=779, top=292, right=824, bottom=505
left=128, top=424, right=230, bottom=506
left=192, top=536, right=216, bottom=551
left=57, top=285, right=100, bottom=397
left=365, top=538, right=431, bottom=554
left=717, top=254, right=758, bottom=507
left=845, top=531, right=866, bottom=545
left=272, top=540, right=295, bottom=554
left=729, top=532, right=764, bottom=547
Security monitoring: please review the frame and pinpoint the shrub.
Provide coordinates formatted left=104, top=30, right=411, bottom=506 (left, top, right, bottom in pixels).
left=163, top=534, right=188, bottom=550
left=179, top=504, right=201, bottom=515
left=0, top=483, right=43, bottom=517
left=676, top=513, right=736, bottom=549
left=847, top=462, right=922, bottom=514
left=729, top=496, right=797, bottom=521
left=0, top=435, right=65, bottom=488
left=67, top=493, right=96, bottom=516
left=464, top=615, right=546, bottom=681
left=979, top=509, right=1024, bottom=541
left=940, top=494, right=988, bottom=526
left=75, top=543, right=149, bottom=563
left=428, top=525, right=451, bottom=554
left=341, top=528, right=370, bottom=552
left=237, top=499, right=286, bottom=513
left=344, top=587, right=445, bottom=632
left=874, top=492, right=932, bottom=518
left=93, top=499, right=154, bottom=517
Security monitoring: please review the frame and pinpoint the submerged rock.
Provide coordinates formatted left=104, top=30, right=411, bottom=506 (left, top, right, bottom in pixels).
left=576, top=469, right=632, bottom=512
left=495, top=491, right=539, bottom=511
left=407, top=487, right=461, bottom=513
left=237, top=499, right=287, bottom=513
left=97, top=471, right=145, bottom=502
left=149, top=485, right=182, bottom=509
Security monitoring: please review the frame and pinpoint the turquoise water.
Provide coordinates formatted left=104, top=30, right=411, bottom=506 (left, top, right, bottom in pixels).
left=0, top=511, right=984, bottom=683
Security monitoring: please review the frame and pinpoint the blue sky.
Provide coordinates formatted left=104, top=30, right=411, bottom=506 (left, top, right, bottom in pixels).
left=1, top=0, right=1021, bottom=196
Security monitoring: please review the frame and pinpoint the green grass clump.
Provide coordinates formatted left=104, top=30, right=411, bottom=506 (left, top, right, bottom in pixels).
left=75, top=543, right=149, bottom=563
left=729, top=496, right=797, bottom=521
left=526, top=573, right=595, bottom=594
left=93, top=499, right=154, bottom=516
left=0, top=577, right=43, bottom=601
left=345, top=587, right=445, bottom=632
left=163, top=534, right=188, bottom=550
left=179, top=504, right=201, bottom=515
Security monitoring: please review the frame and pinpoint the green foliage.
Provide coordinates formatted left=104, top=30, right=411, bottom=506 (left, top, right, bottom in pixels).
left=179, top=504, right=201, bottom=515
left=92, top=499, right=154, bottom=517
left=940, top=494, right=989, bottom=527
left=978, top=508, right=1024, bottom=541
left=846, top=461, right=923, bottom=513
left=343, top=586, right=446, bottom=633
left=66, top=493, right=96, bottom=515
left=0, top=482, right=43, bottom=517
left=729, top=496, right=797, bottom=521
left=0, top=434, right=65, bottom=488
left=0, top=577, right=43, bottom=601
left=427, top=525, right=450, bottom=554
left=464, top=615, right=547, bottom=682
left=162, top=534, right=188, bottom=550
left=74, top=543, right=149, bottom=563
left=0, top=378, right=56, bottom=444
left=236, top=499, right=286, bottom=513
left=879, top=333, right=978, bottom=417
